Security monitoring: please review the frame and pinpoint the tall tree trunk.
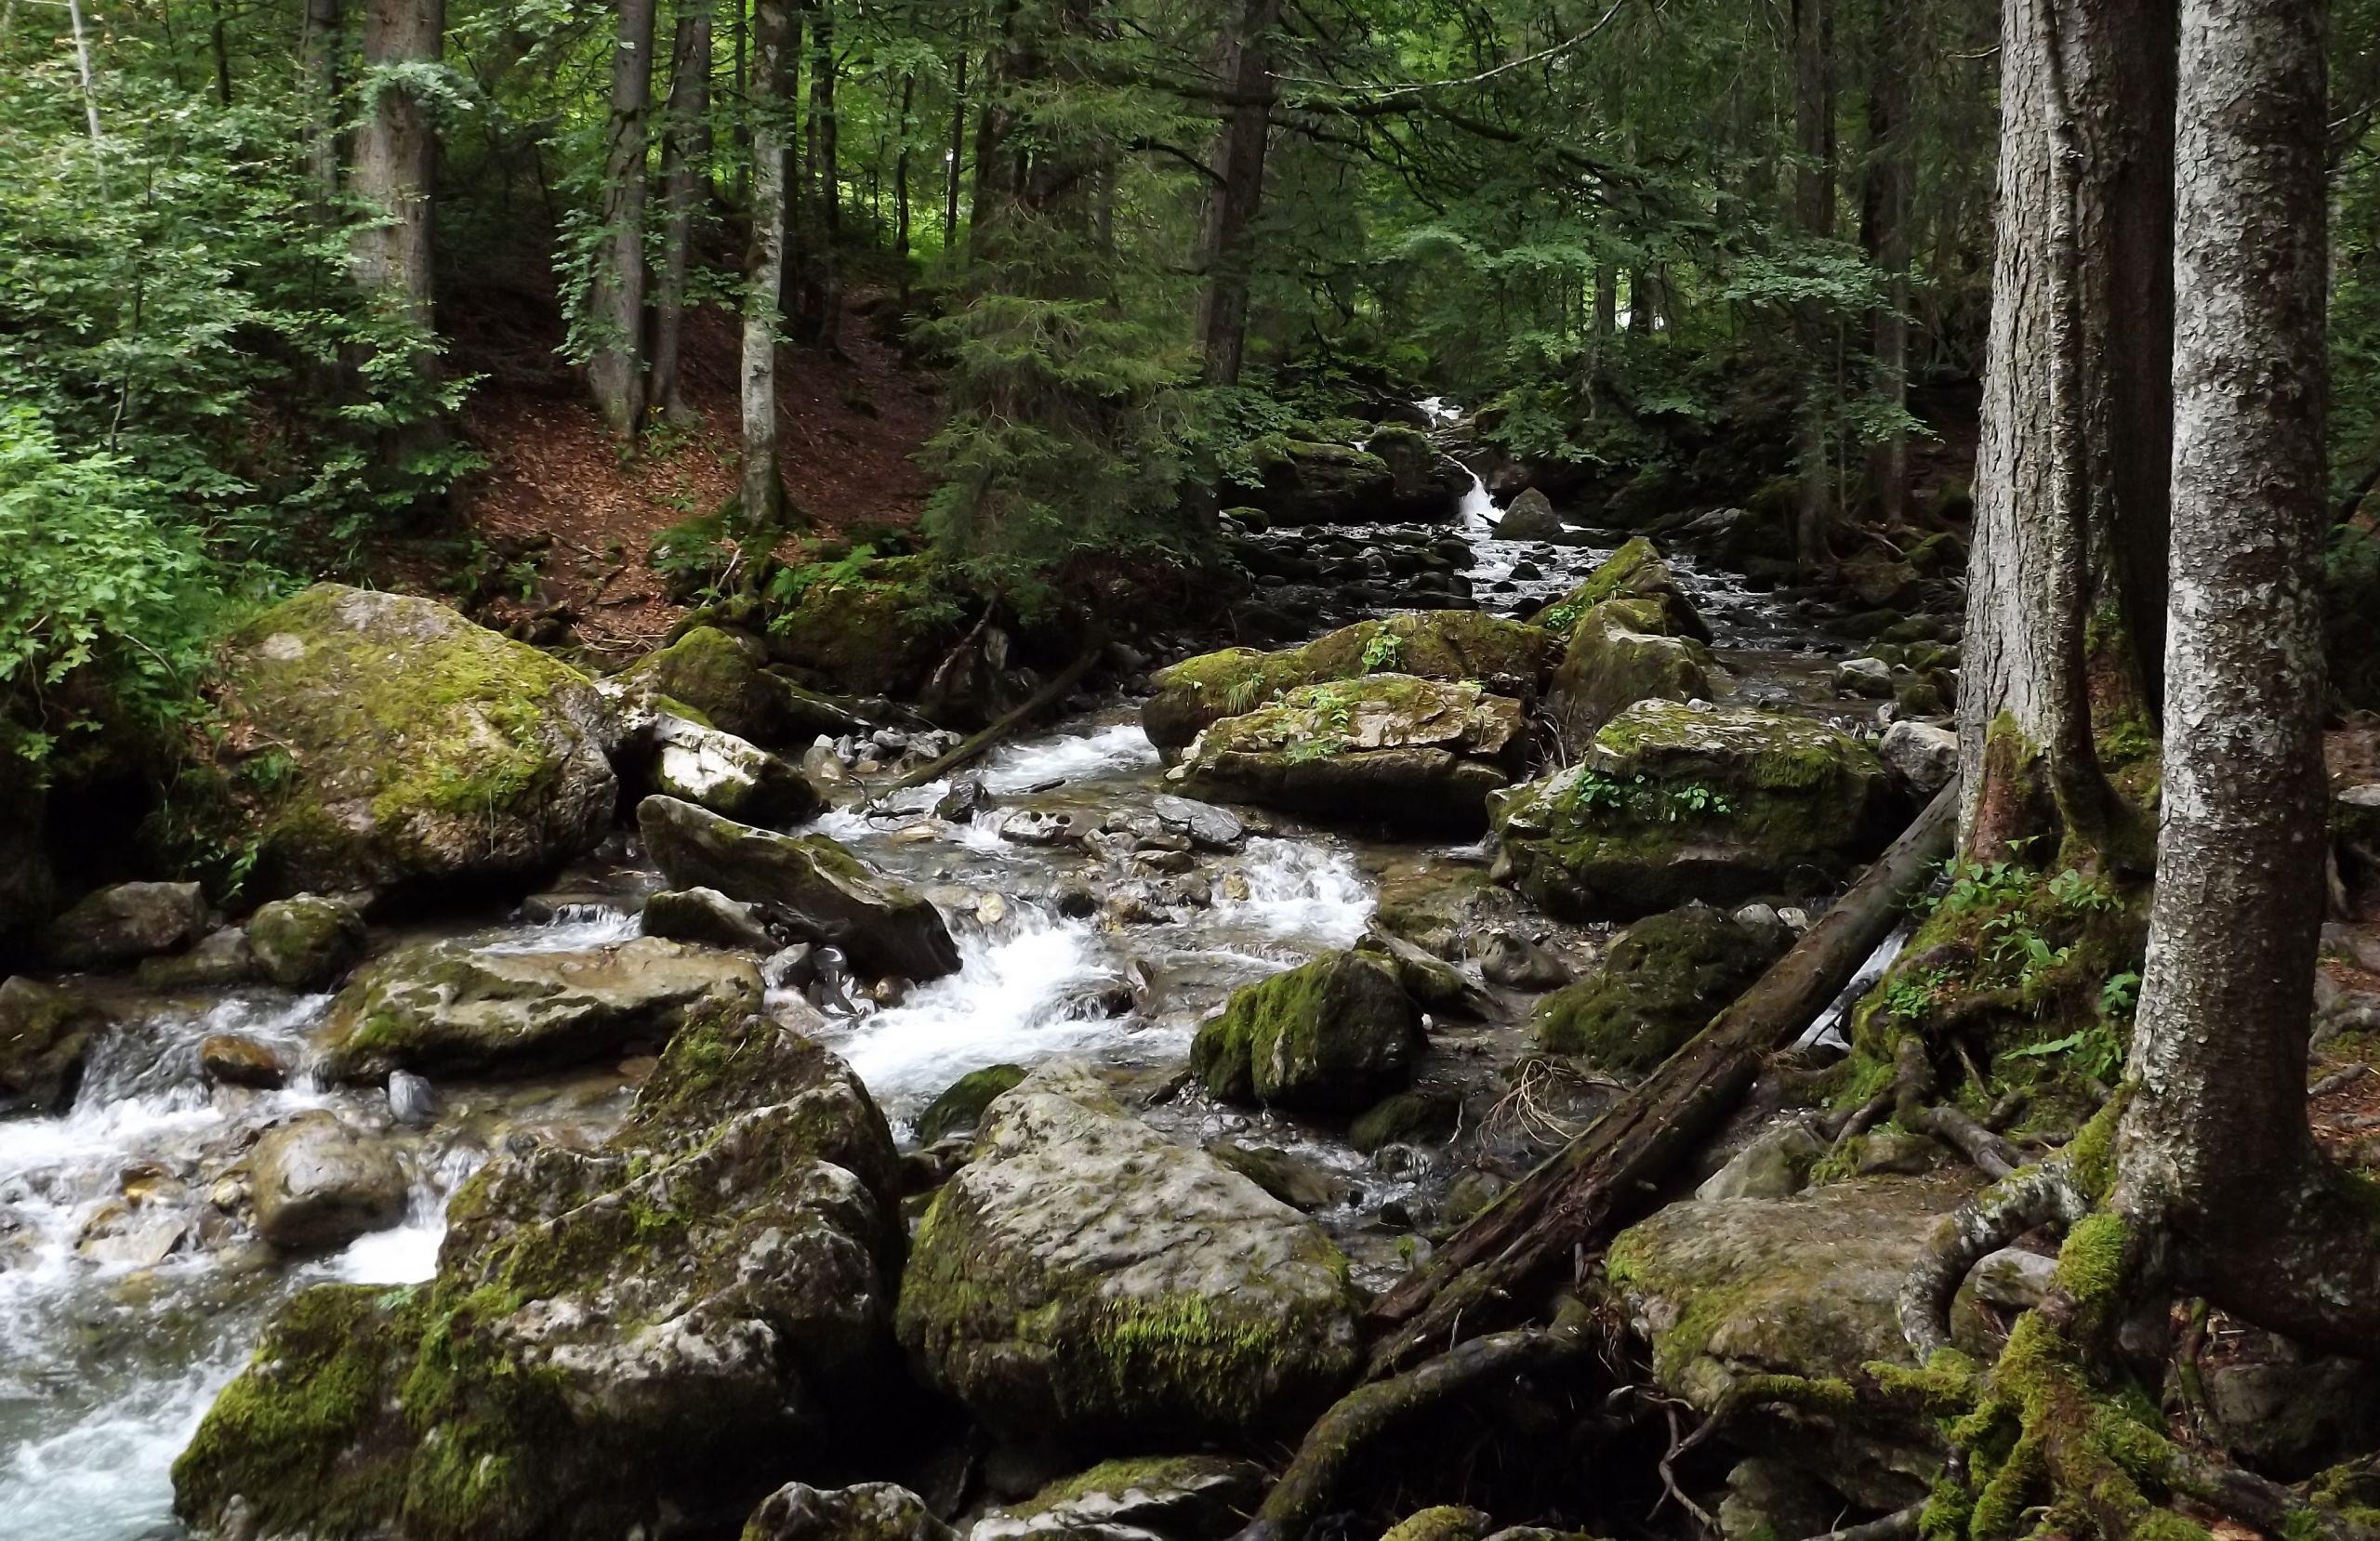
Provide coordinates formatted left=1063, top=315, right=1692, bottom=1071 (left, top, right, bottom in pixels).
left=588, top=0, right=659, bottom=440
left=1792, top=0, right=1837, bottom=577
left=2112, top=0, right=2380, bottom=1355
left=1955, top=0, right=2175, bottom=863
left=1862, top=0, right=1912, bottom=523
left=350, top=0, right=443, bottom=362
left=1592, top=263, right=1616, bottom=336
left=1196, top=0, right=1282, bottom=387
left=945, top=36, right=968, bottom=246
left=298, top=0, right=342, bottom=204
left=651, top=0, right=715, bottom=421
left=740, top=0, right=795, bottom=524
left=732, top=0, right=748, bottom=199
left=808, top=0, right=839, bottom=347
left=206, top=0, right=232, bottom=104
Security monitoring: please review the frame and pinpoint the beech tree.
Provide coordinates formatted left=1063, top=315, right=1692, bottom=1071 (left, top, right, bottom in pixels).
left=350, top=0, right=443, bottom=353
left=586, top=0, right=659, bottom=439
left=740, top=0, right=798, bottom=525
left=649, top=0, right=715, bottom=421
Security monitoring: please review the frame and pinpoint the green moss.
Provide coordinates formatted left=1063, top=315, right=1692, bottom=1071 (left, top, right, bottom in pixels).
left=1012, top=1455, right=1238, bottom=1517
left=1189, top=951, right=1419, bottom=1110
left=916, top=1063, right=1026, bottom=1144
left=1532, top=906, right=1780, bottom=1067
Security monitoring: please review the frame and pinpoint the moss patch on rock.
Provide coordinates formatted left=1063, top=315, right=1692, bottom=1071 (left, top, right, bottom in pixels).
left=1533, top=905, right=1787, bottom=1068
left=1543, top=596, right=1717, bottom=754
left=1535, top=538, right=1711, bottom=643
left=1191, top=951, right=1424, bottom=1112
left=914, top=1063, right=1026, bottom=1144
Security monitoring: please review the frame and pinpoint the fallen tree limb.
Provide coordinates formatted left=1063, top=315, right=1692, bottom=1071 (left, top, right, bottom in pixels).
left=1363, top=781, right=1961, bottom=1377
left=884, top=644, right=1103, bottom=793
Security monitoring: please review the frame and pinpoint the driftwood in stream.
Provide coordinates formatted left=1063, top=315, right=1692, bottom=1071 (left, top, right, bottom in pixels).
left=1361, top=780, right=1961, bottom=1377
left=886, top=644, right=1102, bottom=792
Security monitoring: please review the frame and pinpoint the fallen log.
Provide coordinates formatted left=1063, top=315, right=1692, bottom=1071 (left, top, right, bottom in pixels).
left=1362, top=780, right=1961, bottom=1377
left=884, top=643, right=1103, bottom=793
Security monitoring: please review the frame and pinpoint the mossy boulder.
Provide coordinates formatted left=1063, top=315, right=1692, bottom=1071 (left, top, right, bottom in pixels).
left=317, top=933, right=765, bottom=1082
left=742, top=1482, right=957, bottom=1541
left=760, top=554, right=957, bottom=701
left=1240, top=438, right=1395, bottom=524
left=638, top=796, right=961, bottom=981
left=978, top=1455, right=1265, bottom=1541
left=1348, top=1089, right=1461, bottom=1154
left=1190, top=951, right=1424, bottom=1112
left=44, top=880, right=207, bottom=969
left=895, top=1060, right=1362, bottom=1451
left=1534, top=538, right=1711, bottom=644
left=1367, top=424, right=1471, bottom=521
left=1143, top=612, right=1556, bottom=752
left=175, top=1008, right=905, bottom=1541
left=1531, top=906, right=1787, bottom=1069
left=616, top=626, right=867, bottom=746
left=0, top=975, right=107, bottom=1113
left=217, top=585, right=616, bottom=897
left=914, top=1062, right=1027, bottom=1144
left=1167, top=676, right=1528, bottom=833
left=1543, top=597, right=1716, bottom=755
left=245, top=894, right=366, bottom=991
left=1491, top=701, right=1893, bottom=918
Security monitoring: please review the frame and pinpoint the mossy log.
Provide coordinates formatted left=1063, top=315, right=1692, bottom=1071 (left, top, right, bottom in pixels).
left=1364, top=782, right=1961, bottom=1376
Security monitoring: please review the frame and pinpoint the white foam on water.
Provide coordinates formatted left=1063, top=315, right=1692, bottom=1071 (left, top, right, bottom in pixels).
left=976, top=722, right=1157, bottom=793
left=0, top=1361, right=231, bottom=1541
left=326, top=1219, right=444, bottom=1285
left=482, top=904, right=642, bottom=954
left=1220, top=836, right=1374, bottom=949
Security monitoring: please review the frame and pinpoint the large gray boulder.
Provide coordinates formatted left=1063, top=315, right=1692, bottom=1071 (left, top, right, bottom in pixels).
left=317, top=933, right=765, bottom=1082
left=638, top=796, right=961, bottom=981
left=896, top=1062, right=1363, bottom=1450
left=0, top=976, right=107, bottom=1113
left=248, top=1111, right=407, bottom=1252
left=741, top=1482, right=956, bottom=1541
left=45, top=881, right=207, bottom=969
left=1494, top=488, right=1563, bottom=542
left=644, top=713, right=823, bottom=827
left=614, top=626, right=869, bottom=746
left=1542, top=597, right=1715, bottom=755
left=1190, top=951, right=1424, bottom=1112
left=245, top=894, right=366, bottom=991
left=176, top=1008, right=906, bottom=1541
left=215, top=584, right=616, bottom=896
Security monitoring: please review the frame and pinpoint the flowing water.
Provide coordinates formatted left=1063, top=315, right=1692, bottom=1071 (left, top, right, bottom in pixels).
left=0, top=441, right=1865, bottom=1538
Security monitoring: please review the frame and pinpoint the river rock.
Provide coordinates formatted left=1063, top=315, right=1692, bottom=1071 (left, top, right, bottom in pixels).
left=1143, top=612, right=1554, bottom=752
left=643, top=886, right=781, bottom=953
left=642, top=713, right=824, bottom=826
left=1534, top=538, right=1712, bottom=645
left=1833, top=657, right=1896, bottom=698
left=1150, top=794, right=1246, bottom=850
left=1477, top=928, right=1569, bottom=990
left=200, top=1033, right=288, bottom=1089
left=1191, top=951, right=1425, bottom=1112
left=1879, top=719, right=1959, bottom=797
left=1208, top=1140, right=1358, bottom=1212
left=317, top=933, right=765, bottom=1081
left=44, top=881, right=207, bottom=969
left=1531, top=905, right=1788, bottom=1069
left=248, top=1111, right=407, bottom=1251
left=1355, top=928, right=1496, bottom=1018
left=1169, top=676, right=1528, bottom=833
left=915, top=1062, right=1028, bottom=1144
left=640, top=797, right=962, bottom=981
left=742, top=1482, right=957, bottom=1541
left=211, top=584, right=617, bottom=896
left=1494, top=488, right=1563, bottom=542
left=0, top=976, right=106, bottom=1113
left=135, top=926, right=258, bottom=988
left=176, top=1008, right=906, bottom=1541
left=975, top=1455, right=1268, bottom=1541
left=1491, top=701, right=1893, bottom=918
left=615, top=625, right=868, bottom=745
left=1543, top=597, right=1716, bottom=754
left=936, top=776, right=994, bottom=823
left=896, top=1061, right=1362, bottom=1449
left=245, top=894, right=366, bottom=991
left=1238, top=438, right=1395, bottom=525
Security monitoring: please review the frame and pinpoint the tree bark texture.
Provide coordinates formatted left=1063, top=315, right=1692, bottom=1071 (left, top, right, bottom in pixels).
left=1792, top=0, right=1838, bottom=576
left=740, top=0, right=796, bottom=523
left=350, top=0, right=443, bottom=339
left=945, top=38, right=968, bottom=245
left=2115, top=0, right=2380, bottom=1354
left=1196, top=0, right=1282, bottom=387
left=298, top=0, right=342, bottom=202
left=1956, top=0, right=2175, bottom=853
left=588, top=0, right=659, bottom=438
left=651, top=0, right=714, bottom=420
left=1861, top=2, right=1911, bottom=521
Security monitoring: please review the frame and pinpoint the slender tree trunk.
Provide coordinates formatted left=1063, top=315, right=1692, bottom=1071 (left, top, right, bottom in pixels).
left=806, top=0, right=840, bottom=348
left=893, top=72, right=914, bottom=297
left=588, top=0, right=659, bottom=439
left=2113, top=0, right=2380, bottom=1356
left=1196, top=0, right=1282, bottom=387
left=740, top=0, right=795, bottom=524
left=1593, top=263, right=1616, bottom=336
left=733, top=0, right=749, bottom=200
left=1862, top=2, right=1912, bottom=523
left=350, top=0, right=442, bottom=345
left=206, top=0, right=232, bottom=104
left=651, top=0, right=714, bottom=421
left=944, top=36, right=968, bottom=246
left=1792, top=0, right=1837, bottom=577
left=1955, top=0, right=2175, bottom=861
left=298, top=0, right=343, bottom=204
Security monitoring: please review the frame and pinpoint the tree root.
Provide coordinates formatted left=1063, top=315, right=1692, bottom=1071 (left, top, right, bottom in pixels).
left=1797, top=1500, right=1924, bottom=1541
left=1897, top=1162, right=2090, bottom=1361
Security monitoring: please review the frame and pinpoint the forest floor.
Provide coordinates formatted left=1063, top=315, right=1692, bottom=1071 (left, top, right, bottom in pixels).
left=384, top=283, right=944, bottom=664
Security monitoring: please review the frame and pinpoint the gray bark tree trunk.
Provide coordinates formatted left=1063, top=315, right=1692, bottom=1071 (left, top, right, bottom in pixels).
left=350, top=0, right=442, bottom=342
left=1954, top=0, right=2175, bottom=863
left=298, top=0, right=342, bottom=204
left=588, top=0, right=658, bottom=439
left=1861, top=4, right=1911, bottom=523
left=1196, top=0, right=1282, bottom=387
left=2115, top=0, right=2380, bottom=1355
left=739, top=0, right=795, bottom=524
left=651, top=0, right=714, bottom=422
left=1792, top=0, right=1837, bottom=577
left=945, top=37, right=968, bottom=247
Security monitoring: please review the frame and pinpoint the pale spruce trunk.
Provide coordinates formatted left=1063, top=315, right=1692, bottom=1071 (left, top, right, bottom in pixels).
left=650, top=0, right=714, bottom=421
left=298, top=0, right=342, bottom=204
left=2116, top=0, right=2380, bottom=1353
left=350, top=0, right=442, bottom=339
left=739, top=0, right=796, bottom=524
left=587, top=0, right=659, bottom=438
left=1195, top=0, right=1283, bottom=388
left=1954, top=0, right=2175, bottom=856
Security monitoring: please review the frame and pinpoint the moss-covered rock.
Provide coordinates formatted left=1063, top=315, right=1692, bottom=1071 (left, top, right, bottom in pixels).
left=1491, top=701, right=1892, bottom=918
left=638, top=796, right=961, bottom=981
left=44, top=880, right=207, bottom=969
left=742, top=1482, right=957, bottom=1541
left=1241, top=438, right=1395, bottom=525
left=979, top=1455, right=1265, bottom=1541
left=760, top=554, right=958, bottom=702
left=1143, top=612, right=1556, bottom=752
left=216, top=585, right=616, bottom=897
left=0, top=975, right=106, bottom=1113
left=616, top=626, right=867, bottom=746
left=317, top=934, right=765, bottom=1082
left=894, top=1060, right=1362, bottom=1451
left=1168, top=676, right=1529, bottom=833
left=1543, top=597, right=1716, bottom=755
left=1190, top=951, right=1424, bottom=1112
left=1531, top=906, right=1787, bottom=1068
left=1380, top=1506, right=1494, bottom=1541
left=640, top=714, right=823, bottom=827
left=914, top=1062, right=1026, bottom=1144
left=1348, top=1089, right=1461, bottom=1153
left=245, top=894, right=366, bottom=991
left=1534, top=538, right=1711, bottom=644
left=174, top=1007, right=905, bottom=1541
